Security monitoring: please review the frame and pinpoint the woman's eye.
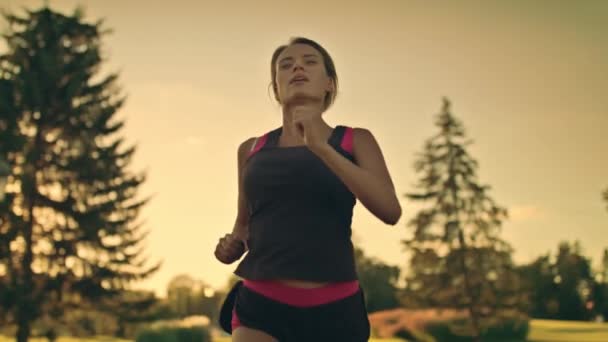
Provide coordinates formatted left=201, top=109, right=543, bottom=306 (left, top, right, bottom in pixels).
left=306, top=60, right=317, bottom=65
left=280, top=63, right=292, bottom=69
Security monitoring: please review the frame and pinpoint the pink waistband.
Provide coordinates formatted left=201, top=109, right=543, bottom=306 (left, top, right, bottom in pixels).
left=242, top=279, right=359, bottom=308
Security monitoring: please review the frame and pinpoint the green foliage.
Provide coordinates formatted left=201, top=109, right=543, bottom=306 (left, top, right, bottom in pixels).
left=355, top=246, right=401, bottom=312
left=596, top=248, right=608, bottom=319
left=518, top=241, right=596, bottom=321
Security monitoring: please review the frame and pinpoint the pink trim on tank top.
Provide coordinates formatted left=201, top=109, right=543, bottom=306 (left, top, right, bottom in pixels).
left=341, top=127, right=354, bottom=153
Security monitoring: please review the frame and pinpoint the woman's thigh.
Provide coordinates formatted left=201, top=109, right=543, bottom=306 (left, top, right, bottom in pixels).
left=232, top=326, right=278, bottom=342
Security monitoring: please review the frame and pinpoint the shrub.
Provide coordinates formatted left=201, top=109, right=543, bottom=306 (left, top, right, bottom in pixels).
left=135, top=326, right=211, bottom=342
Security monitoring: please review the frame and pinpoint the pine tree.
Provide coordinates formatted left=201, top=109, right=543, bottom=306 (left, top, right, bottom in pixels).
left=0, top=7, right=160, bottom=342
left=403, top=98, right=525, bottom=340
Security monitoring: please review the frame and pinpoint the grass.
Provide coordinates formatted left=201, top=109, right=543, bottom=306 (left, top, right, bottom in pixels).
left=0, top=336, right=405, bottom=342
left=212, top=339, right=405, bottom=342
left=527, top=319, right=608, bottom=342
left=0, top=338, right=131, bottom=342
left=0, top=337, right=404, bottom=342
left=1, top=320, right=607, bottom=341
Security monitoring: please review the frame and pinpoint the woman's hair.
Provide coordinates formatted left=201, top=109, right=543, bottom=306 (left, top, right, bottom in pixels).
left=270, top=37, right=338, bottom=111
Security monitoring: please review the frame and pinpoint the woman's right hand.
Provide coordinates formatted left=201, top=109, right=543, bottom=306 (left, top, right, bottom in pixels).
left=214, top=232, right=247, bottom=264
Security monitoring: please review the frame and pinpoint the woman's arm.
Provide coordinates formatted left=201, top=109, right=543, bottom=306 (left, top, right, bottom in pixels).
left=232, top=137, right=256, bottom=239
left=215, top=137, right=255, bottom=264
left=312, top=128, right=402, bottom=225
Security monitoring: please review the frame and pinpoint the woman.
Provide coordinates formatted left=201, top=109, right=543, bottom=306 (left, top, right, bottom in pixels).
left=214, top=37, right=402, bottom=342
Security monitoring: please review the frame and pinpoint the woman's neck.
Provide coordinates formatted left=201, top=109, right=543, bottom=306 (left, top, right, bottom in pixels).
left=279, top=102, right=331, bottom=147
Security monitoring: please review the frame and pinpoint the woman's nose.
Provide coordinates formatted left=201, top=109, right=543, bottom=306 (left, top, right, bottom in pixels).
left=292, top=60, right=304, bottom=71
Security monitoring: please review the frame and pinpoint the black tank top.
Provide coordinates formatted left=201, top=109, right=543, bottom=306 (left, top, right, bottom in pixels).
left=234, top=125, right=358, bottom=282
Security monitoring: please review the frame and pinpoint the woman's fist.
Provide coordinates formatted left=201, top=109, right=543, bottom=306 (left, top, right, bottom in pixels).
left=214, top=233, right=247, bottom=264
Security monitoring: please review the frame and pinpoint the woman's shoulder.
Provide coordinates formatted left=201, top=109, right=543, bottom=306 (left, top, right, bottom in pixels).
left=337, top=125, right=375, bottom=151
left=349, top=126, right=385, bottom=160
left=237, top=127, right=277, bottom=160
left=338, top=125, right=372, bottom=136
left=238, top=136, right=257, bottom=150
left=351, top=127, right=374, bottom=141
left=237, top=137, right=257, bottom=164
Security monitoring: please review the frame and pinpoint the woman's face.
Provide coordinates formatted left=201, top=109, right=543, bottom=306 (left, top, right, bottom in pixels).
left=274, top=43, right=333, bottom=108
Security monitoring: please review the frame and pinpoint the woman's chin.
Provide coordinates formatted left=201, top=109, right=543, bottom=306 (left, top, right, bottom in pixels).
left=285, top=91, right=322, bottom=105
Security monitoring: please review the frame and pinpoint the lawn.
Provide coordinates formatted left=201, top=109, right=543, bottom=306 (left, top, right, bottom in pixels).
left=526, top=319, right=608, bottom=342
left=0, top=337, right=403, bottom=342
left=1, top=320, right=607, bottom=341
left=212, top=339, right=404, bottom=342
left=0, top=338, right=131, bottom=342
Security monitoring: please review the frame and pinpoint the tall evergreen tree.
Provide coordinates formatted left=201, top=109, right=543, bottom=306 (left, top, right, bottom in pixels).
left=402, top=98, right=525, bottom=340
left=0, top=7, right=159, bottom=342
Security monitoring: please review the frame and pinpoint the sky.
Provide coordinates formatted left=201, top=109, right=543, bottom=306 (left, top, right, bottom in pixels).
left=2, top=0, right=607, bottom=298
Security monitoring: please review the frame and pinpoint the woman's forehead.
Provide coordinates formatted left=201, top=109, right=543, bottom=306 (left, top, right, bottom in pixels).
left=278, top=44, right=321, bottom=60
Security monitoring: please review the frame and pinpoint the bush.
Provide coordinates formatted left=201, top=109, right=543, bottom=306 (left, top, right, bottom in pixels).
left=425, top=315, right=529, bottom=342
left=136, top=326, right=211, bottom=342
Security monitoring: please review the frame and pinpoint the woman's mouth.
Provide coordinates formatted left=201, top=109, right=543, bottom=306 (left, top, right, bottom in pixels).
left=290, top=74, right=309, bottom=84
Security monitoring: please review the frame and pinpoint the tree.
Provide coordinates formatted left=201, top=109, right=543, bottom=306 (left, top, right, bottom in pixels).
left=553, top=242, right=593, bottom=320
left=0, top=7, right=159, bottom=342
left=354, top=246, right=401, bottom=312
left=596, top=188, right=608, bottom=319
left=598, top=248, right=608, bottom=318
left=519, top=241, right=595, bottom=321
left=517, top=254, right=556, bottom=319
left=602, top=249, right=608, bottom=286
left=402, top=98, right=525, bottom=341
left=603, top=190, right=608, bottom=286
left=591, top=190, right=608, bottom=320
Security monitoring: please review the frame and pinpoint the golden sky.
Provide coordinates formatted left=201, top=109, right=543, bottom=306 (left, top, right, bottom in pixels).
left=3, top=0, right=608, bottom=297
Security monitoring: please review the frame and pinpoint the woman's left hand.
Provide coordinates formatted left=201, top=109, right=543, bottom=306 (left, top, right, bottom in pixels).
left=292, top=106, right=328, bottom=153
